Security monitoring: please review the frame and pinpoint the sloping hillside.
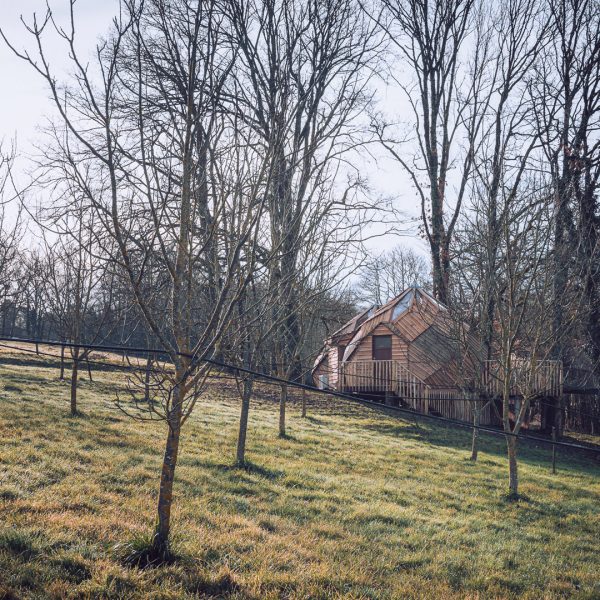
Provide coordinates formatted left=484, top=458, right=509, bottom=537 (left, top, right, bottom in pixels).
left=0, top=350, right=599, bottom=599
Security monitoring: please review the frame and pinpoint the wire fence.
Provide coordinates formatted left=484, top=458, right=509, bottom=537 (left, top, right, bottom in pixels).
left=4, top=337, right=599, bottom=431
left=1, top=335, right=599, bottom=457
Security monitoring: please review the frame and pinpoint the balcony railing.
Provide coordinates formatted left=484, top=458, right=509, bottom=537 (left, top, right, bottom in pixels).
left=339, top=358, right=482, bottom=418
left=337, top=357, right=562, bottom=425
left=483, top=359, right=563, bottom=397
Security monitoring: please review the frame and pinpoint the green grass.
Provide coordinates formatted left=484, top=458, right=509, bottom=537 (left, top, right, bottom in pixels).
left=0, top=351, right=599, bottom=599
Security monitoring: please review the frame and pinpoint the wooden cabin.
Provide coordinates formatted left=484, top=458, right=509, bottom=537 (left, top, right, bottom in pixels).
left=313, top=287, right=563, bottom=427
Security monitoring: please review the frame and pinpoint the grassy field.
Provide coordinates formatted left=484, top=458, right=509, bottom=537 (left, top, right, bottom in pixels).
left=0, top=348, right=599, bottom=599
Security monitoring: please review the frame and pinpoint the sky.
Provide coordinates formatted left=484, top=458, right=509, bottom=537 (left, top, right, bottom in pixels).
left=0, top=0, right=426, bottom=256
left=0, top=1, right=119, bottom=147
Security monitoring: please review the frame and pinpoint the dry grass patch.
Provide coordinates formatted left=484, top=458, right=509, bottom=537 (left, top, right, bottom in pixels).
left=0, top=350, right=599, bottom=598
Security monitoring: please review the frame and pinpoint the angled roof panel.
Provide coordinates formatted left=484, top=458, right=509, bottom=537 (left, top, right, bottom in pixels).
left=342, top=287, right=443, bottom=362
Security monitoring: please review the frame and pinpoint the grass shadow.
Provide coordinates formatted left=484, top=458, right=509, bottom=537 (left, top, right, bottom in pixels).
left=360, top=418, right=600, bottom=477
left=0, top=356, right=62, bottom=370
left=235, top=460, right=285, bottom=481
left=277, top=432, right=300, bottom=442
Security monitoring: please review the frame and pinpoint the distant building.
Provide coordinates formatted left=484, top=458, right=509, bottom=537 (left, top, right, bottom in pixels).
left=313, top=287, right=563, bottom=428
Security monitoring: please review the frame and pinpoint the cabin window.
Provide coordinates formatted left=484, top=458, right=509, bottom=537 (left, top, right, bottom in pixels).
left=372, top=335, right=392, bottom=361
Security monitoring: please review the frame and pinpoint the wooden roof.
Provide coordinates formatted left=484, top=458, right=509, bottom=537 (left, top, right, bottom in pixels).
left=312, top=304, right=377, bottom=371
left=342, top=288, right=444, bottom=362
left=329, top=305, right=376, bottom=342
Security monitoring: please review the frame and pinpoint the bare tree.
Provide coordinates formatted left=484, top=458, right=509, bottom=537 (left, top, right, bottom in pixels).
left=374, top=0, right=484, bottom=303
left=227, top=0, right=382, bottom=437
left=481, top=178, right=584, bottom=497
left=0, top=143, right=24, bottom=336
left=452, top=0, right=549, bottom=459
left=532, top=0, right=600, bottom=431
left=2, top=0, right=271, bottom=559
left=356, top=245, right=429, bottom=305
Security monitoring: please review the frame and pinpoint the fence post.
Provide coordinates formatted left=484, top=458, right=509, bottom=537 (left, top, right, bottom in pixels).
left=59, top=344, right=65, bottom=380
left=301, top=388, right=307, bottom=418
left=551, top=426, right=557, bottom=474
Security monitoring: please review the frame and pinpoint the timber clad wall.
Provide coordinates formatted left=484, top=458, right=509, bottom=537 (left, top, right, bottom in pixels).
left=350, top=324, right=408, bottom=363
left=329, top=346, right=339, bottom=387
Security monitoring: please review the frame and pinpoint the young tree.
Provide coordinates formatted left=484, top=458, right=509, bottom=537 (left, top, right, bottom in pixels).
left=226, top=275, right=273, bottom=466
left=41, top=222, right=116, bottom=415
left=2, top=0, right=270, bottom=558
left=483, top=179, right=584, bottom=497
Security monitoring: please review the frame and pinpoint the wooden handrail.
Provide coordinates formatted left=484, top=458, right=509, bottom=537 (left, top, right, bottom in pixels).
left=483, top=359, right=563, bottom=397
left=339, top=358, right=563, bottom=399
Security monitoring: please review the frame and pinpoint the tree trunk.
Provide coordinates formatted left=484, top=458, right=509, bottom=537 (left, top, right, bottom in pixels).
left=279, top=384, right=287, bottom=438
left=507, top=435, right=519, bottom=498
left=555, top=397, right=564, bottom=438
left=70, top=347, right=79, bottom=416
left=470, top=405, right=480, bottom=461
left=144, top=354, right=152, bottom=403
left=60, top=345, right=65, bottom=380
left=152, top=377, right=184, bottom=557
left=236, top=378, right=252, bottom=466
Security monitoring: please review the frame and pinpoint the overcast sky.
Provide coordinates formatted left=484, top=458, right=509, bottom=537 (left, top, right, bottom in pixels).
left=0, top=0, right=426, bottom=255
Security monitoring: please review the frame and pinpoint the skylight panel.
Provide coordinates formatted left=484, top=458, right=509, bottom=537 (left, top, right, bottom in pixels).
left=391, top=290, right=413, bottom=320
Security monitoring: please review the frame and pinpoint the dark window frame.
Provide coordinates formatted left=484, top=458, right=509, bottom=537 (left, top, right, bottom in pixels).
left=372, top=335, right=392, bottom=361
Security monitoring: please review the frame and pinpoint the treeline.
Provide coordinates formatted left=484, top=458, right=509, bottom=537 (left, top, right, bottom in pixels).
left=0, top=0, right=598, bottom=556
left=0, top=230, right=358, bottom=376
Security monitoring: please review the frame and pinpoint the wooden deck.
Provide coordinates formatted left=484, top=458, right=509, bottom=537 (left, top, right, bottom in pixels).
left=337, top=358, right=562, bottom=424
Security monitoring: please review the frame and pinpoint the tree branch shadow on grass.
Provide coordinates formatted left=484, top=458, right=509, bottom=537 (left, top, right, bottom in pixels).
left=359, top=419, right=600, bottom=477
left=303, top=415, right=326, bottom=425
left=197, top=458, right=285, bottom=482
left=233, top=460, right=286, bottom=480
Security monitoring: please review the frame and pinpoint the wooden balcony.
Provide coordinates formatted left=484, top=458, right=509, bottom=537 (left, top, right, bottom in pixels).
left=339, top=358, right=563, bottom=399
left=339, top=359, right=431, bottom=414
left=337, top=358, right=561, bottom=424
left=339, top=360, right=464, bottom=397
left=483, top=359, right=563, bottom=397
left=338, top=359, right=490, bottom=421
left=339, top=359, right=404, bottom=393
